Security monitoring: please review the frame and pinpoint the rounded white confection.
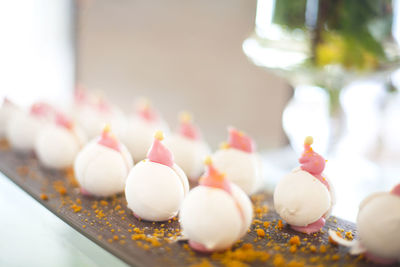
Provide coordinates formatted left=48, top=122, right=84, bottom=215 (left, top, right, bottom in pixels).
left=6, top=111, right=44, bottom=152
left=180, top=184, right=253, bottom=251
left=357, top=193, right=400, bottom=260
left=35, top=124, right=87, bottom=169
left=0, top=103, right=19, bottom=139
left=322, top=174, right=336, bottom=218
left=212, top=148, right=262, bottom=195
left=229, top=183, right=254, bottom=237
left=164, top=134, right=210, bottom=180
left=273, top=168, right=331, bottom=226
left=125, top=160, right=188, bottom=221
left=75, top=105, right=127, bottom=140
left=122, top=116, right=170, bottom=162
left=74, top=141, right=133, bottom=197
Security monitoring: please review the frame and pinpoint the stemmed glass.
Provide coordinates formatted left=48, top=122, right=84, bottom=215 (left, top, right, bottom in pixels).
left=243, top=0, right=400, bottom=155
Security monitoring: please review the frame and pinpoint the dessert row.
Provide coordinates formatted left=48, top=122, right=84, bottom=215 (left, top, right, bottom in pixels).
left=0, top=91, right=398, bottom=264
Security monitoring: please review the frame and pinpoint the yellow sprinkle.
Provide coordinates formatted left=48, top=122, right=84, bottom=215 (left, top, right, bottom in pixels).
left=204, top=156, right=212, bottom=166
left=219, top=141, right=230, bottom=150
left=179, top=111, right=192, bottom=123
left=137, top=97, right=150, bottom=110
left=103, top=124, right=111, bottom=133
left=345, top=231, right=354, bottom=240
left=304, top=136, right=313, bottom=145
left=154, top=130, right=164, bottom=141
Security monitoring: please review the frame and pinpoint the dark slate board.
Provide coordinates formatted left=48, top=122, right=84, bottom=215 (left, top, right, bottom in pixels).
left=0, top=143, right=398, bottom=267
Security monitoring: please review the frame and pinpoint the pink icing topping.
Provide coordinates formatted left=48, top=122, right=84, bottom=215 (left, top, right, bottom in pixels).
left=30, top=102, right=56, bottom=118
left=97, top=125, right=120, bottom=152
left=178, top=113, right=200, bottom=140
left=227, top=127, right=255, bottom=153
left=147, top=131, right=174, bottom=167
left=55, top=112, right=74, bottom=130
left=299, top=136, right=329, bottom=189
left=74, top=85, right=87, bottom=105
left=199, top=158, right=232, bottom=194
left=291, top=217, right=325, bottom=234
left=179, top=122, right=200, bottom=140
left=3, top=97, right=15, bottom=106
left=80, top=187, right=92, bottom=196
left=96, top=97, right=111, bottom=113
left=74, top=86, right=112, bottom=113
left=391, top=184, right=400, bottom=197
left=136, top=99, right=158, bottom=122
left=188, top=241, right=214, bottom=253
left=138, top=107, right=157, bottom=121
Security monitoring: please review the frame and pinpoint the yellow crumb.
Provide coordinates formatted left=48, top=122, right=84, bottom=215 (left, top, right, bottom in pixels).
left=179, top=111, right=192, bottom=123
left=154, top=130, right=164, bottom=140
left=256, top=229, right=265, bottom=238
left=304, top=136, right=313, bottom=145
left=289, top=236, right=301, bottom=246
left=204, top=156, right=212, bottom=165
left=345, top=231, right=353, bottom=240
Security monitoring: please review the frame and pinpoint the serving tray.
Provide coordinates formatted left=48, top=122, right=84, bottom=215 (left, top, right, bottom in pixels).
left=0, top=143, right=396, bottom=267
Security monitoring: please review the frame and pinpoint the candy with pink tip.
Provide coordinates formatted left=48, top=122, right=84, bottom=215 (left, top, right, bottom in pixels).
left=35, top=111, right=87, bottom=169
left=274, top=136, right=335, bottom=234
left=72, top=88, right=127, bottom=139
left=212, top=127, right=263, bottom=195
left=125, top=130, right=189, bottom=221
left=6, top=102, right=56, bottom=152
left=329, top=184, right=400, bottom=264
left=74, top=125, right=133, bottom=197
left=122, top=98, right=170, bottom=162
left=0, top=98, right=19, bottom=139
left=179, top=157, right=253, bottom=252
left=164, top=112, right=210, bottom=180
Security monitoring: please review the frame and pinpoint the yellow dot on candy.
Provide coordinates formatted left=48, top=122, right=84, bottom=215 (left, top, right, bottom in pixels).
left=103, top=124, right=111, bottom=133
left=179, top=111, right=192, bottom=123
left=137, top=97, right=150, bottom=110
left=204, top=156, right=212, bottom=166
left=154, top=130, right=164, bottom=141
left=304, top=136, right=313, bottom=145
left=220, top=141, right=230, bottom=149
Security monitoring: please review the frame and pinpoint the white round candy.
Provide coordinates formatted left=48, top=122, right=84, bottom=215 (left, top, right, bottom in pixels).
left=0, top=102, right=19, bottom=139
left=6, top=111, right=44, bottom=152
left=322, top=175, right=335, bottom=218
left=74, top=141, right=133, bottom=197
left=180, top=183, right=253, bottom=251
left=274, top=168, right=331, bottom=226
left=75, top=105, right=126, bottom=140
left=123, top=116, right=169, bottom=162
left=164, top=134, right=210, bottom=180
left=125, top=161, right=188, bottom=221
left=357, top=193, right=400, bottom=260
left=212, top=148, right=262, bottom=195
left=35, top=124, right=86, bottom=169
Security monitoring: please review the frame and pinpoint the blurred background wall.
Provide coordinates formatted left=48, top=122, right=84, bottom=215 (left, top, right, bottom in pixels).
left=0, top=0, right=74, bottom=106
left=77, top=0, right=291, bottom=149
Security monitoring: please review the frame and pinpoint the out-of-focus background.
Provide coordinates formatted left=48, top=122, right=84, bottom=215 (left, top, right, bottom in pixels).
left=76, top=0, right=290, bottom=148
left=0, top=0, right=291, bottom=149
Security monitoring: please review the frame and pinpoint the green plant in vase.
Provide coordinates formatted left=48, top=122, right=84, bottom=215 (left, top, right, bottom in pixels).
left=245, top=0, right=399, bottom=110
left=243, top=0, right=400, bottom=151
